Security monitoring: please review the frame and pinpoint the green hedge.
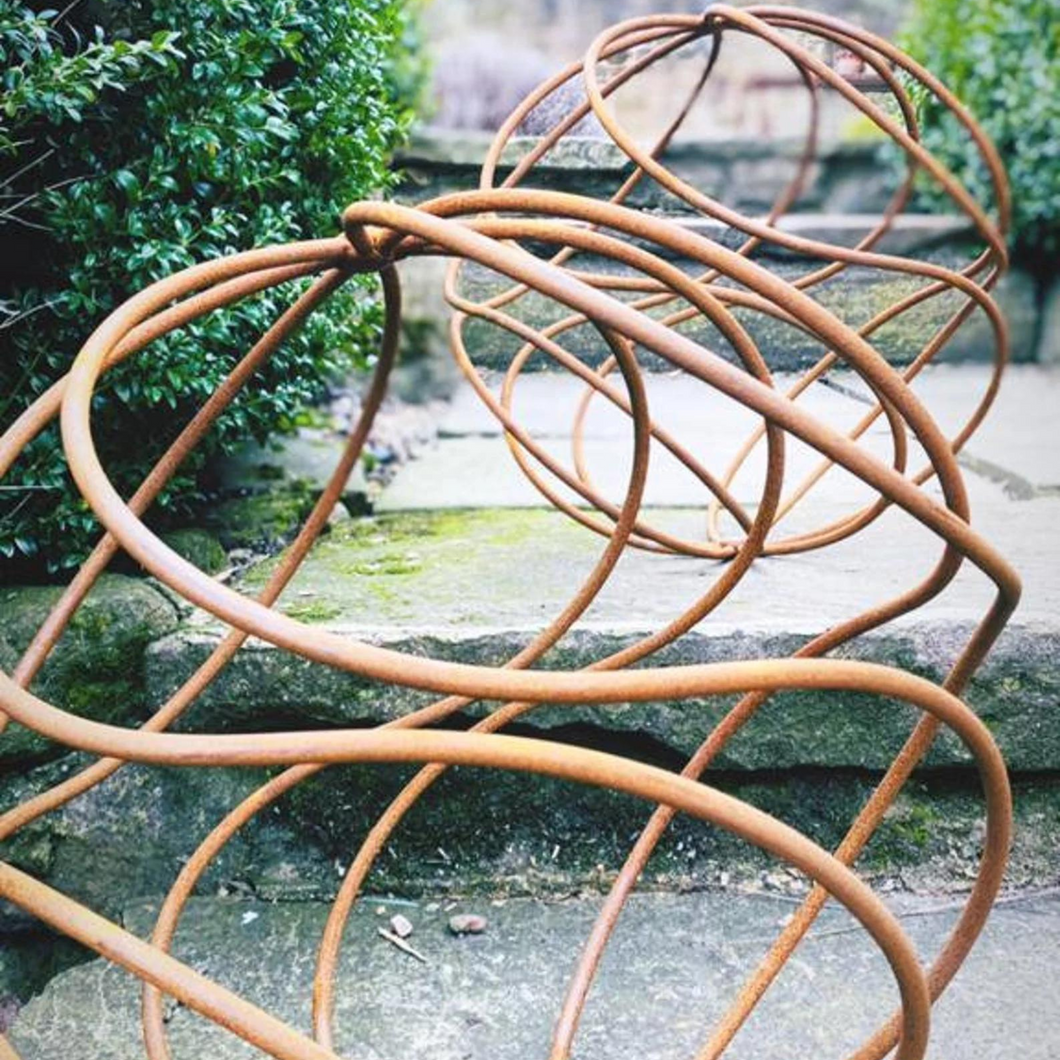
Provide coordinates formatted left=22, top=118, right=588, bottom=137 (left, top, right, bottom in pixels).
left=901, top=0, right=1060, bottom=271
left=1, top=1, right=421, bottom=576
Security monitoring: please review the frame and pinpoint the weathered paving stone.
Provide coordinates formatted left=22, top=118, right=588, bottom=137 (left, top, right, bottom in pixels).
left=377, top=364, right=1058, bottom=510
left=143, top=620, right=1060, bottom=774
left=391, top=133, right=1042, bottom=369
left=140, top=464, right=1060, bottom=772
left=3, top=738, right=1058, bottom=1019
left=0, top=575, right=180, bottom=769
left=394, top=135, right=908, bottom=216
left=440, top=256, right=1037, bottom=370
left=10, top=891, right=1060, bottom=1059
left=5, top=736, right=1057, bottom=928
left=0, top=755, right=289, bottom=925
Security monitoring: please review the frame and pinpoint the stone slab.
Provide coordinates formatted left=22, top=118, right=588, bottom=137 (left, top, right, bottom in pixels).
left=395, top=134, right=912, bottom=217
left=395, top=248, right=1039, bottom=371
left=144, top=617, right=1060, bottom=774
left=0, top=576, right=179, bottom=769
left=11, top=890, right=1060, bottom=1059
left=284, top=495, right=1059, bottom=641
left=125, top=363, right=1047, bottom=774
left=9, top=746, right=1056, bottom=927
left=133, top=511, right=1059, bottom=774
left=378, top=364, right=1059, bottom=510
left=146, top=366, right=1059, bottom=772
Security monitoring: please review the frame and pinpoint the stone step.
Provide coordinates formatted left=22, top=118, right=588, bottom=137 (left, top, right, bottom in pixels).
left=140, top=507, right=1059, bottom=773
left=393, top=134, right=932, bottom=219
left=5, top=737, right=1056, bottom=927
left=398, top=252, right=1038, bottom=372
left=378, top=364, right=1059, bottom=508
left=10, top=890, right=1060, bottom=1059
left=126, top=367, right=1060, bottom=778
left=390, top=133, right=1043, bottom=368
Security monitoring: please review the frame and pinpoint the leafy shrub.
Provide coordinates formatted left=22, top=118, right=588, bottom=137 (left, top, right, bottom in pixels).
left=901, top=0, right=1060, bottom=271
left=1, top=0, right=421, bottom=576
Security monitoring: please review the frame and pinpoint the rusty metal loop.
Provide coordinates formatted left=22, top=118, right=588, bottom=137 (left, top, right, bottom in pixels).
left=446, top=4, right=1007, bottom=562
left=0, top=7, right=1023, bottom=1060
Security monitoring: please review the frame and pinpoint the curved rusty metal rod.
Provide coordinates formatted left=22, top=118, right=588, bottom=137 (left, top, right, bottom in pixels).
left=390, top=200, right=1009, bottom=1060
left=0, top=258, right=401, bottom=1056
left=116, top=204, right=1009, bottom=1043
left=567, top=20, right=904, bottom=544
left=35, top=190, right=1017, bottom=983
left=702, top=6, right=1008, bottom=554
left=0, top=243, right=357, bottom=1060
left=443, top=20, right=760, bottom=557
left=446, top=273, right=763, bottom=557
left=0, top=190, right=1017, bottom=1060
left=455, top=11, right=1004, bottom=560
left=472, top=22, right=802, bottom=533
left=669, top=12, right=1012, bottom=1059
left=0, top=8, right=1023, bottom=1060
left=474, top=9, right=1012, bottom=1044
left=320, top=202, right=1000, bottom=1055
left=496, top=23, right=820, bottom=506
left=476, top=63, right=817, bottom=552
left=493, top=25, right=772, bottom=552
left=22, top=205, right=778, bottom=1054
left=139, top=277, right=660, bottom=1059
left=1, top=659, right=1012, bottom=1060
left=402, top=191, right=999, bottom=526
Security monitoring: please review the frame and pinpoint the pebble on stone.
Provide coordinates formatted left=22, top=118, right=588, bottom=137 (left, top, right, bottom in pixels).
left=448, top=913, right=488, bottom=935
left=390, top=913, right=413, bottom=939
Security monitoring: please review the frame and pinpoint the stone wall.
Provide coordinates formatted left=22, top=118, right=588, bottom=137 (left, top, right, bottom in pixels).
left=390, top=133, right=1045, bottom=370
left=420, top=0, right=913, bottom=141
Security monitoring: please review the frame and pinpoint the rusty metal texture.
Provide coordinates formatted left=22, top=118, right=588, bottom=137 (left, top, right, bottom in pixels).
left=0, top=6, right=1020, bottom=1060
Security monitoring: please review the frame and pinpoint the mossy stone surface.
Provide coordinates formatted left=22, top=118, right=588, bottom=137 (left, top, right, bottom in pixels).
left=159, top=528, right=228, bottom=575
left=199, top=482, right=320, bottom=552
left=394, top=135, right=897, bottom=216
left=4, top=743, right=1058, bottom=917
left=0, top=575, right=179, bottom=769
left=141, top=508, right=1060, bottom=772
left=144, top=622, right=1060, bottom=773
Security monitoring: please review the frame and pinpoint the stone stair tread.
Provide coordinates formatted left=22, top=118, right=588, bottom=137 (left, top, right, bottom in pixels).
left=595, top=212, right=978, bottom=257
left=10, top=890, right=1059, bottom=1059
left=222, top=503, right=1058, bottom=633
left=447, top=211, right=978, bottom=255
left=122, top=364, right=1058, bottom=773
left=227, top=368, right=1060, bottom=630
left=382, top=364, right=1058, bottom=511
left=149, top=493, right=1057, bottom=771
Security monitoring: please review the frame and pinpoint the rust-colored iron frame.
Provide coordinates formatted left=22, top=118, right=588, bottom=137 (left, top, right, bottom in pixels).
left=0, top=6, right=1020, bottom=1060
